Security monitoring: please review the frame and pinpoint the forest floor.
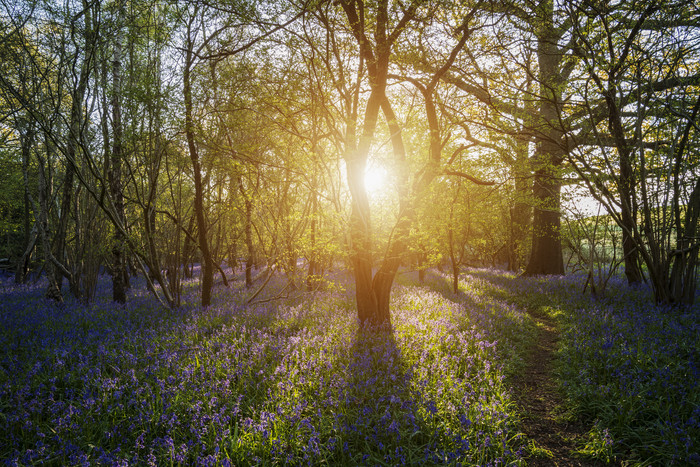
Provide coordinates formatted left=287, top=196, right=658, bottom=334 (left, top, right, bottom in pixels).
left=513, top=305, right=607, bottom=466
left=3, top=268, right=695, bottom=465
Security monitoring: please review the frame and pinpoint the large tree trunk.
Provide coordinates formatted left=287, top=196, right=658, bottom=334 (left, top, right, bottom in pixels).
left=524, top=0, right=565, bottom=276
left=524, top=166, right=564, bottom=275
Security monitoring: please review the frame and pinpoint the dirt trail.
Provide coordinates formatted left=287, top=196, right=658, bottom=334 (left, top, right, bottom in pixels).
left=513, top=309, right=607, bottom=466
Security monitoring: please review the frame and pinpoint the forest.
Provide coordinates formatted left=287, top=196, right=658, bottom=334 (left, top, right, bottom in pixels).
left=0, top=0, right=698, bottom=465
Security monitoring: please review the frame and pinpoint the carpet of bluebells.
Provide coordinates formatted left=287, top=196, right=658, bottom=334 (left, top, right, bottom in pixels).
left=0, top=268, right=538, bottom=466
left=472, top=269, right=700, bottom=465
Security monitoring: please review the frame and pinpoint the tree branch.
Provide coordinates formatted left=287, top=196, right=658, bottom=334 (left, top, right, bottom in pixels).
left=442, top=170, right=495, bottom=186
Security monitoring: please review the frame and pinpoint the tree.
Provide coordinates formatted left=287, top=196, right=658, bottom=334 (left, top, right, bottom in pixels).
left=567, top=0, right=700, bottom=303
left=327, top=0, right=494, bottom=325
left=108, top=0, right=128, bottom=303
left=182, top=6, right=217, bottom=307
left=0, top=0, right=102, bottom=301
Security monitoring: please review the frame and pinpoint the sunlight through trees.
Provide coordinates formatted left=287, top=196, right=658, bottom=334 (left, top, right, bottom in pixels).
left=0, top=0, right=698, bottom=313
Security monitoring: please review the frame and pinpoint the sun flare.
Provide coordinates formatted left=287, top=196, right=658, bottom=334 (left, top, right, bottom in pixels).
left=364, top=164, right=388, bottom=197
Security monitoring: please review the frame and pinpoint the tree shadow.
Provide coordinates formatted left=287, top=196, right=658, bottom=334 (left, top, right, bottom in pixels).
left=337, top=325, right=425, bottom=464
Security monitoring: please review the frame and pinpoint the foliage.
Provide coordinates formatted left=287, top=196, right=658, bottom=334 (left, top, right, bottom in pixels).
left=0, top=148, right=29, bottom=262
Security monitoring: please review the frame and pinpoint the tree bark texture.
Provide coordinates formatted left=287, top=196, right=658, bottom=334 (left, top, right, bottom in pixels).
left=603, top=87, right=644, bottom=285
left=524, top=0, right=565, bottom=276
left=524, top=165, right=564, bottom=276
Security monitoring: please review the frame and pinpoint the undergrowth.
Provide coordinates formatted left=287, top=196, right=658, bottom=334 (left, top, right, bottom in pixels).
left=0, top=268, right=536, bottom=465
left=471, top=269, right=700, bottom=466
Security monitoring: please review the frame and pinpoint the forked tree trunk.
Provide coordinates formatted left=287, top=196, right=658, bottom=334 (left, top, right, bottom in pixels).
left=346, top=88, right=384, bottom=324
left=339, top=0, right=480, bottom=326
left=604, top=86, right=644, bottom=285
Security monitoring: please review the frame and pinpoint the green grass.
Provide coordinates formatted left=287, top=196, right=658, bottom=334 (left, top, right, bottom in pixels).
left=470, top=268, right=700, bottom=465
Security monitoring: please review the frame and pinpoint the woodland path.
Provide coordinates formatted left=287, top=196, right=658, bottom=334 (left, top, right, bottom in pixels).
left=512, top=306, right=610, bottom=466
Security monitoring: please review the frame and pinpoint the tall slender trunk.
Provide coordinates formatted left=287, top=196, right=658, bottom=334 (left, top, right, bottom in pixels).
left=16, top=120, right=36, bottom=284
left=182, top=214, right=195, bottom=278
left=604, top=86, right=643, bottom=285
left=49, top=0, right=97, bottom=299
left=509, top=164, right=531, bottom=271
left=509, top=55, right=534, bottom=272
left=244, top=197, right=254, bottom=288
left=54, top=157, right=75, bottom=295
left=36, top=140, right=62, bottom=301
left=52, top=101, right=81, bottom=299
left=184, top=23, right=213, bottom=307
left=110, top=14, right=127, bottom=303
left=448, top=226, right=459, bottom=293
left=306, top=190, right=319, bottom=291
left=238, top=178, right=255, bottom=288
left=667, top=104, right=700, bottom=304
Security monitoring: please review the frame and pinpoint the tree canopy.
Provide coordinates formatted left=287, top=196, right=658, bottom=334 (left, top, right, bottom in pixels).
left=1, top=0, right=698, bottom=318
